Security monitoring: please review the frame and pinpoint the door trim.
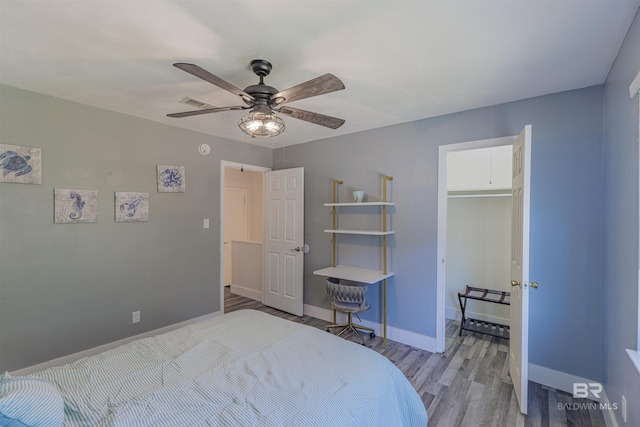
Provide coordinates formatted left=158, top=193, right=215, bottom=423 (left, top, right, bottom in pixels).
left=435, top=135, right=516, bottom=353
left=220, top=160, right=271, bottom=314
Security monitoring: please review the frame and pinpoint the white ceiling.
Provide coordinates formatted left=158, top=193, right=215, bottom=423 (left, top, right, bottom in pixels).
left=1, top=1, right=638, bottom=148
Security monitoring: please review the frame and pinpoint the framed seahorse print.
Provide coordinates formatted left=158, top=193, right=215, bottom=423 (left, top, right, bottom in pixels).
left=54, top=189, right=98, bottom=223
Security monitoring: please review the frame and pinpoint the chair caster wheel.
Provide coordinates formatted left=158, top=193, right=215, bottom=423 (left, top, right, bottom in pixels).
left=370, top=332, right=375, bottom=338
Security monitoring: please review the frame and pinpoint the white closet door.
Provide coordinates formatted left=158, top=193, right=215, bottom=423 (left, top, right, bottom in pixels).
left=509, top=125, right=532, bottom=414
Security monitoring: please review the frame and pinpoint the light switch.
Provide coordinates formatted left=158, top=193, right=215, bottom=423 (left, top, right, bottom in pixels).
left=203, top=219, right=210, bottom=229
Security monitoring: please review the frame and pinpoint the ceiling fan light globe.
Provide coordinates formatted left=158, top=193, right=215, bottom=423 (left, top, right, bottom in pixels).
left=239, top=110, right=285, bottom=138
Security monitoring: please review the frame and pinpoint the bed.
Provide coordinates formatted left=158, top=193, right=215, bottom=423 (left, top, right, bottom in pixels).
left=1, top=309, right=428, bottom=427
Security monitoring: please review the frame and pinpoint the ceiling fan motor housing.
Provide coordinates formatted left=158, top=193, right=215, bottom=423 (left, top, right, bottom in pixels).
left=242, top=83, right=278, bottom=106
left=243, top=59, right=279, bottom=107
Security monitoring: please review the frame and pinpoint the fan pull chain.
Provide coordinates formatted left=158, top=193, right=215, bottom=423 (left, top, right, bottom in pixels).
left=282, top=133, right=286, bottom=164
left=241, top=133, right=245, bottom=172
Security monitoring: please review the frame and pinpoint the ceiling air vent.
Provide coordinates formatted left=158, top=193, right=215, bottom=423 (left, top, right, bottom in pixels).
left=180, top=96, right=218, bottom=109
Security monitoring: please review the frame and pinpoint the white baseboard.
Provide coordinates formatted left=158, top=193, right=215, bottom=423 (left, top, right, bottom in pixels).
left=304, top=303, right=437, bottom=353
left=11, top=311, right=222, bottom=376
left=602, top=390, right=620, bottom=427
left=303, top=304, right=332, bottom=322
left=446, top=306, right=510, bottom=327
left=230, top=284, right=262, bottom=302
left=528, top=363, right=603, bottom=402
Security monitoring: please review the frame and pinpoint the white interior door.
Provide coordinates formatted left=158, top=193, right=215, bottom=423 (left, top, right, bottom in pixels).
left=224, top=188, right=246, bottom=286
left=263, top=168, right=304, bottom=316
left=509, top=125, right=532, bottom=414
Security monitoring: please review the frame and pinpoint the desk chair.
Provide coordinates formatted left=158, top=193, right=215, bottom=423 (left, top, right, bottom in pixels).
left=325, top=278, right=375, bottom=345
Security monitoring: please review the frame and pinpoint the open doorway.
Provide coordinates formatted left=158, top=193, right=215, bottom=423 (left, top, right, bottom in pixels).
left=220, top=161, right=306, bottom=317
left=220, top=161, right=270, bottom=314
left=436, top=135, right=516, bottom=353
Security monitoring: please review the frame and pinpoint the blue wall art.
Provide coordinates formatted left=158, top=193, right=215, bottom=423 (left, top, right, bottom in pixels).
left=0, top=144, right=42, bottom=184
left=157, top=165, right=185, bottom=193
left=54, top=189, right=98, bottom=223
left=115, top=192, right=149, bottom=222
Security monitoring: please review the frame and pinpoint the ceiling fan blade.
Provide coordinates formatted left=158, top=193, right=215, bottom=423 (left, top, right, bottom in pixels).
left=278, top=106, right=345, bottom=129
left=173, top=63, right=255, bottom=102
left=271, top=74, right=345, bottom=105
left=167, top=106, right=248, bottom=118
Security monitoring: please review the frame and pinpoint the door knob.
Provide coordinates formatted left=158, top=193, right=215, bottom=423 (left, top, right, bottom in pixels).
left=511, top=280, right=538, bottom=288
left=290, top=244, right=310, bottom=253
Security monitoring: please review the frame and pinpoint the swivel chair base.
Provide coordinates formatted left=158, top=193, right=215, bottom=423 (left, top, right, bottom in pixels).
left=326, top=312, right=376, bottom=345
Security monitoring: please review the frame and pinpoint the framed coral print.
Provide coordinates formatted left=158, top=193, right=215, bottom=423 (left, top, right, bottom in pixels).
left=157, top=165, right=185, bottom=193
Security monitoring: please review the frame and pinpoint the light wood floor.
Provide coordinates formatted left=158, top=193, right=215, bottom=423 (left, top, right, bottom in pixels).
left=224, top=288, right=605, bottom=427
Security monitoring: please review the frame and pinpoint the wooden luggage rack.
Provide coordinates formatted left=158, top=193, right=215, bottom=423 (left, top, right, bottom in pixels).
left=457, top=285, right=510, bottom=339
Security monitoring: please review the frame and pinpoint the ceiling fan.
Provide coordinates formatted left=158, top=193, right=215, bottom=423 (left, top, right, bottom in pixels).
left=167, top=59, right=346, bottom=138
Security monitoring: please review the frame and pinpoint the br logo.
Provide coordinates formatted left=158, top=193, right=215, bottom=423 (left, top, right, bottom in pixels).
left=573, top=383, right=602, bottom=399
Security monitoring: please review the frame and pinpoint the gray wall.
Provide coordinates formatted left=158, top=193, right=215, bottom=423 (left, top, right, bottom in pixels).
left=445, top=196, right=511, bottom=323
left=274, top=85, right=604, bottom=382
left=602, top=9, right=640, bottom=426
left=0, top=85, right=272, bottom=372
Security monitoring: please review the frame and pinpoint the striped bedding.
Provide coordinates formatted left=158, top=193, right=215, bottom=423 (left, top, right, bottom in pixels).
left=31, top=309, right=428, bottom=427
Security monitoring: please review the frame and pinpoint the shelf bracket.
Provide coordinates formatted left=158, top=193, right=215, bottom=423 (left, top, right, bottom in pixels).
left=382, top=175, right=393, bottom=274
left=382, top=175, right=392, bottom=345
left=331, top=179, right=343, bottom=267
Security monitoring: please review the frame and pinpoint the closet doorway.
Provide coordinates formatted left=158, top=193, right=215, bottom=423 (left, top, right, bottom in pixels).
left=436, top=136, right=515, bottom=353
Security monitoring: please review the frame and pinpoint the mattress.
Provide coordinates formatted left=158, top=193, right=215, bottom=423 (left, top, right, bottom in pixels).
left=32, top=309, right=428, bottom=427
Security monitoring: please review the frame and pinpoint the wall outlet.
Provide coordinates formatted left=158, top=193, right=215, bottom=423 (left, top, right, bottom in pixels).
left=622, top=395, right=627, bottom=423
left=203, top=219, right=209, bottom=229
left=132, top=311, right=140, bottom=324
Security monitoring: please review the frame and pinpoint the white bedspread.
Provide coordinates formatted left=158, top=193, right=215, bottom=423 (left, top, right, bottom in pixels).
left=33, top=310, right=428, bottom=427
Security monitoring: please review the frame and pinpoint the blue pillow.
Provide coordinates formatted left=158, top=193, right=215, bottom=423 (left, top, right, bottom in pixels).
left=0, top=372, right=64, bottom=427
